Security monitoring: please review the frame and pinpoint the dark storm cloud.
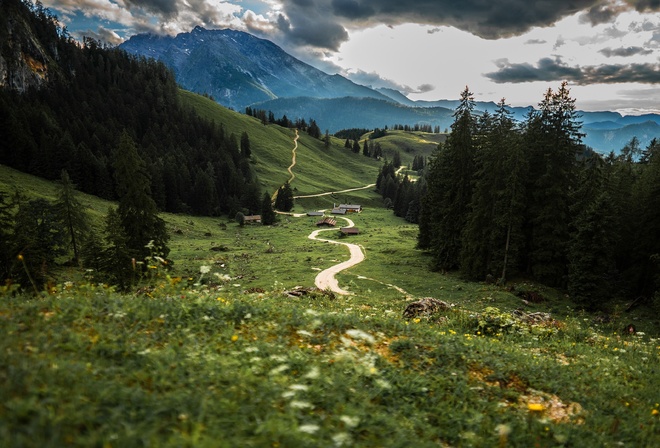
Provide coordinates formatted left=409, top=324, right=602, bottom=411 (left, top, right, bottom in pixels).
left=123, top=0, right=179, bottom=18
left=272, top=0, right=660, bottom=50
left=486, top=57, right=660, bottom=84
left=276, top=0, right=601, bottom=48
left=599, top=46, right=653, bottom=57
left=580, top=3, right=625, bottom=25
left=331, top=0, right=375, bottom=19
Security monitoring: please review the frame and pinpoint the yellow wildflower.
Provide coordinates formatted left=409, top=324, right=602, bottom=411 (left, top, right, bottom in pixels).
left=528, top=403, right=545, bottom=412
left=652, top=409, right=659, bottom=416
left=231, top=335, right=239, bottom=342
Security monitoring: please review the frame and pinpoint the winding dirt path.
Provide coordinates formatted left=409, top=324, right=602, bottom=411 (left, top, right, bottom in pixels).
left=275, top=132, right=408, bottom=295
left=287, top=129, right=299, bottom=184
left=273, top=129, right=300, bottom=201
left=308, top=217, right=364, bottom=295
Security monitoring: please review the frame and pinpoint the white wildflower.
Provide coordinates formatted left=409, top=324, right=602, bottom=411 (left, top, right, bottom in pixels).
left=269, top=364, right=290, bottom=376
left=298, top=424, right=320, bottom=434
left=375, top=378, right=391, bottom=390
left=244, top=346, right=259, bottom=353
left=339, top=415, right=360, bottom=428
left=199, top=265, right=211, bottom=274
left=281, top=390, right=296, bottom=399
left=289, top=384, right=309, bottom=391
left=304, top=366, right=320, bottom=379
left=332, top=432, right=352, bottom=447
left=345, top=329, right=375, bottom=345
left=214, top=273, right=232, bottom=282
left=304, top=309, right=319, bottom=316
left=297, top=330, right=313, bottom=337
left=290, top=400, right=313, bottom=409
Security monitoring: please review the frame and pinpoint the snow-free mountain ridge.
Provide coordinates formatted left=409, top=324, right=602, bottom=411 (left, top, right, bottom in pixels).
left=120, top=27, right=660, bottom=153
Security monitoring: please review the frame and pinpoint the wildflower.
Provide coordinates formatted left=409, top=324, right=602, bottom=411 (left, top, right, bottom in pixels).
left=304, top=366, right=320, bottom=379
left=652, top=409, right=659, bottom=416
left=17, top=254, right=24, bottom=261
left=199, top=265, right=211, bottom=274
left=289, top=384, right=309, bottom=391
left=528, top=403, right=545, bottom=412
left=231, top=334, right=239, bottom=342
left=290, top=400, right=313, bottom=409
left=345, top=329, right=375, bottom=345
left=413, top=318, right=421, bottom=323
left=269, top=364, right=290, bottom=376
left=298, top=424, right=320, bottom=434
left=340, top=415, right=360, bottom=428
left=375, top=378, right=391, bottom=390
left=332, top=432, right=351, bottom=447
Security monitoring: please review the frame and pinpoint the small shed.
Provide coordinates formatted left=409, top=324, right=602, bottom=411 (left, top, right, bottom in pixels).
left=340, top=227, right=360, bottom=235
left=339, top=204, right=362, bottom=213
left=243, top=215, right=262, bottom=224
left=317, top=217, right=337, bottom=227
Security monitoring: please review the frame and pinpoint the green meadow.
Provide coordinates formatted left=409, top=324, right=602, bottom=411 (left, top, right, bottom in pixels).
left=2, top=159, right=660, bottom=446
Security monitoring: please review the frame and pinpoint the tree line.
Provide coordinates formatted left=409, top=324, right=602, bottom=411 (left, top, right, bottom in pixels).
left=403, top=84, right=660, bottom=310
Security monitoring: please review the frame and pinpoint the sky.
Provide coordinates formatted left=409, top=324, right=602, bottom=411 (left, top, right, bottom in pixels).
left=41, top=0, right=660, bottom=114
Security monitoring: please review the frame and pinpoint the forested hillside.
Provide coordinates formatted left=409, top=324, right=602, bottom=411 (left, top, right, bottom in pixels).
left=0, top=0, right=257, bottom=217
left=389, top=86, right=660, bottom=311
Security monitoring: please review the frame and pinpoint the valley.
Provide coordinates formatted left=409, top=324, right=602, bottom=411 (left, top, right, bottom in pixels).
left=1, top=3, right=660, bottom=446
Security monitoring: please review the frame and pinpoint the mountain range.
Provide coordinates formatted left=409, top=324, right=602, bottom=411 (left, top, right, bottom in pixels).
left=120, top=27, right=660, bottom=153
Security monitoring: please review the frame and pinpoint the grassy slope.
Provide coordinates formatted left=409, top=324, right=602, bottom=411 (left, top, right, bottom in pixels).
left=179, top=90, right=382, bottom=200
left=2, top=92, right=660, bottom=446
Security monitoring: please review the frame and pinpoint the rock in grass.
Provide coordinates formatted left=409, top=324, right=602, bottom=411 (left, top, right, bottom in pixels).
left=403, top=297, right=452, bottom=318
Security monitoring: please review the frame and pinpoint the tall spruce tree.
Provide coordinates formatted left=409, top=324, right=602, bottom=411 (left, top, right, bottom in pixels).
left=524, top=83, right=583, bottom=287
left=112, top=131, right=169, bottom=265
left=568, top=156, right=617, bottom=309
left=419, top=87, right=477, bottom=270
left=460, top=100, right=527, bottom=281
left=55, top=169, right=91, bottom=265
left=261, top=192, right=276, bottom=225
left=274, top=182, right=294, bottom=212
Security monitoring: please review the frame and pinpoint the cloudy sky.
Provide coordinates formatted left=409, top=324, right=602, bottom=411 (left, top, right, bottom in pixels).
left=42, top=0, right=660, bottom=114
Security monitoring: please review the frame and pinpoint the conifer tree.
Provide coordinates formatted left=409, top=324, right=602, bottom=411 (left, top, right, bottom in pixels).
left=0, top=192, right=14, bottom=281
left=568, top=156, right=617, bottom=308
left=324, top=130, right=330, bottom=149
left=112, top=131, right=169, bottom=265
left=524, top=83, right=583, bottom=287
left=275, top=182, right=295, bottom=212
left=12, top=198, right=65, bottom=288
left=419, top=87, right=477, bottom=270
left=460, top=100, right=526, bottom=281
left=261, top=192, right=276, bottom=225
left=240, top=131, right=251, bottom=159
left=55, top=169, right=91, bottom=265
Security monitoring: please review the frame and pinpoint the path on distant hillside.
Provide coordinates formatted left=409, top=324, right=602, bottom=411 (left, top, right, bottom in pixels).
left=293, top=166, right=405, bottom=199
left=287, top=129, right=299, bottom=184
left=294, top=184, right=376, bottom=199
left=308, top=216, right=364, bottom=295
